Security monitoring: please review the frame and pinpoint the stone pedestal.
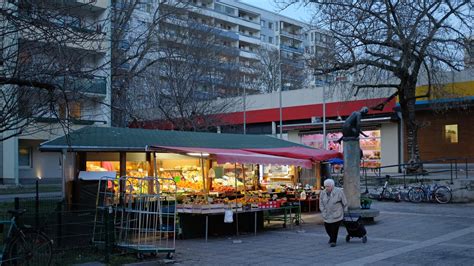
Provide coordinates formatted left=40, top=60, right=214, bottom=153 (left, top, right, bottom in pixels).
left=343, top=140, right=360, bottom=210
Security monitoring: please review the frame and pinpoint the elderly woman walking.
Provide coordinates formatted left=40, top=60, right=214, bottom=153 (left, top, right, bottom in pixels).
left=319, top=178, right=348, bottom=247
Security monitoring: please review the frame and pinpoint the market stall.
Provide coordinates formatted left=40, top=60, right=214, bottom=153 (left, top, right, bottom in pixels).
left=39, top=126, right=342, bottom=239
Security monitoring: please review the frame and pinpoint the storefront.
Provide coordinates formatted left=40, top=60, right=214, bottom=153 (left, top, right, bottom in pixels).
left=285, top=116, right=399, bottom=171
left=40, top=126, right=341, bottom=238
left=301, top=129, right=382, bottom=168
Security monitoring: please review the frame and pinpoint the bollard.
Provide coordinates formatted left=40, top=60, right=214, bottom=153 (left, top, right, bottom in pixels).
left=36, top=179, right=39, bottom=229
left=56, top=201, right=62, bottom=247
left=14, top=197, right=19, bottom=210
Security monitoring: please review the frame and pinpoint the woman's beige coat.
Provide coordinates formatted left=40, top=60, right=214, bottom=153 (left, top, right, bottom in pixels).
left=319, top=187, right=348, bottom=223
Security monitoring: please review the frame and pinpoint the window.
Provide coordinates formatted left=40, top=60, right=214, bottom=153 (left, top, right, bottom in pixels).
left=261, top=20, right=265, bottom=27
left=260, top=34, right=266, bottom=41
left=311, top=32, right=314, bottom=42
left=225, top=6, right=235, bottom=15
left=268, top=22, right=273, bottom=29
left=19, top=147, right=32, bottom=168
left=444, top=124, right=458, bottom=143
left=59, top=102, right=81, bottom=119
left=268, top=36, right=273, bottom=44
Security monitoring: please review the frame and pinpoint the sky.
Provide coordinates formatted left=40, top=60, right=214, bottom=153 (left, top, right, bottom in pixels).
left=238, top=0, right=313, bottom=23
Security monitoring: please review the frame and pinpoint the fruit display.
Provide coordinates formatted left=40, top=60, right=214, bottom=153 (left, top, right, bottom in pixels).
left=211, top=184, right=235, bottom=193
left=176, top=179, right=203, bottom=191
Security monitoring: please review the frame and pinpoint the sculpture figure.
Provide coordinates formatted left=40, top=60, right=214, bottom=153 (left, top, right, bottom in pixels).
left=339, top=107, right=369, bottom=141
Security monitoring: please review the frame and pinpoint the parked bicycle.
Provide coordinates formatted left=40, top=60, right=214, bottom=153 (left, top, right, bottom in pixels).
left=408, top=183, right=452, bottom=204
left=377, top=175, right=401, bottom=202
left=0, top=209, right=53, bottom=265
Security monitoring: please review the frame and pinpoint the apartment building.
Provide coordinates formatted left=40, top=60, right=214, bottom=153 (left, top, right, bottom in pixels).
left=1, top=0, right=111, bottom=185
left=129, top=0, right=333, bottom=97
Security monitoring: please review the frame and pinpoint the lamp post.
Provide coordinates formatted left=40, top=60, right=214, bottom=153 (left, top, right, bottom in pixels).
left=279, top=49, right=283, bottom=139
left=243, top=75, right=246, bottom=135
left=36, top=176, right=41, bottom=228
left=323, top=85, right=327, bottom=149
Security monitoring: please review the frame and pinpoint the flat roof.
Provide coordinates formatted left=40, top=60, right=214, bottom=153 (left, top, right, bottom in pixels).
left=39, top=126, right=308, bottom=152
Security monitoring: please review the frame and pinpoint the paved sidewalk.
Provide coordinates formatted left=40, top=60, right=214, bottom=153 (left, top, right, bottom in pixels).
left=160, top=201, right=474, bottom=265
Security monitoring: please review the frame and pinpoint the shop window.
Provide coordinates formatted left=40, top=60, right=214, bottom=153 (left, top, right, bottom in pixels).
left=360, top=130, right=381, bottom=168
left=86, top=161, right=150, bottom=177
left=19, top=147, right=32, bottom=168
left=301, top=130, right=381, bottom=168
left=444, top=124, right=458, bottom=143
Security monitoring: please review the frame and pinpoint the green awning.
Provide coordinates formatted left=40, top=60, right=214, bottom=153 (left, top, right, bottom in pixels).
left=39, top=126, right=307, bottom=152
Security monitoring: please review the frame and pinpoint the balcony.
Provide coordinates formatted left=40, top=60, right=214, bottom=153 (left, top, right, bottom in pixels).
left=280, top=45, right=304, bottom=54
left=55, top=76, right=107, bottom=95
left=187, top=22, right=240, bottom=41
left=280, top=30, right=304, bottom=41
left=281, top=58, right=305, bottom=69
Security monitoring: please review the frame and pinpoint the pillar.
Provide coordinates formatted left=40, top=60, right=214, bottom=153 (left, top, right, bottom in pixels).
left=2, top=136, right=19, bottom=185
left=343, top=140, right=361, bottom=210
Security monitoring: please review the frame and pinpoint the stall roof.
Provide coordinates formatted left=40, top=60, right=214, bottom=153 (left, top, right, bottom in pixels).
left=40, top=126, right=341, bottom=163
left=244, top=147, right=343, bottom=162
left=151, top=146, right=313, bottom=168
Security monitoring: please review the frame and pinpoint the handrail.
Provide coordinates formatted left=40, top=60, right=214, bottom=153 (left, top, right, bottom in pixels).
left=360, top=157, right=472, bottom=189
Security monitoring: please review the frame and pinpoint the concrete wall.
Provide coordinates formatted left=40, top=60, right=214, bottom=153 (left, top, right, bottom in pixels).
left=380, top=123, right=399, bottom=172
left=287, top=131, right=301, bottom=144
left=2, top=136, right=18, bottom=185
left=18, top=139, right=62, bottom=184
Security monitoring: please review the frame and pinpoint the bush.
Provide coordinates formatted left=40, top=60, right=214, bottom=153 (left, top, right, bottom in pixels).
left=360, top=197, right=372, bottom=209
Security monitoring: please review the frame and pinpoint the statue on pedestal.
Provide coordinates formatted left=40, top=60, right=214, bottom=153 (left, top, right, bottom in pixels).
left=338, top=107, right=369, bottom=142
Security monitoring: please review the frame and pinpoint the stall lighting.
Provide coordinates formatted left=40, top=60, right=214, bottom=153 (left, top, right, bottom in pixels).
left=37, top=176, right=42, bottom=180
left=187, top=152, right=209, bottom=157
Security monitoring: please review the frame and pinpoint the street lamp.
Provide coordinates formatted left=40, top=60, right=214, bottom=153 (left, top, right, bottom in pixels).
left=315, top=75, right=327, bottom=149
left=322, top=85, right=327, bottom=149
left=243, top=75, right=246, bottom=135
left=279, top=50, right=283, bottom=139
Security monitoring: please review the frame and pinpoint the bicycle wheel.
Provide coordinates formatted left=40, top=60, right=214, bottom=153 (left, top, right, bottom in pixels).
left=434, top=186, right=452, bottom=204
left=408, top=187, right=423, bottom=203
left=3, top=229, right=53, bottom=266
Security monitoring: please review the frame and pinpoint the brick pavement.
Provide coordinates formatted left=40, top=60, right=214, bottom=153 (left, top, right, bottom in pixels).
left=161, top=201, right=474, bottom=265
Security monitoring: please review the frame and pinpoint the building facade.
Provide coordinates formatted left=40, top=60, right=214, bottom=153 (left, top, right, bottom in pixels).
left=409, top=68, right=474, bottom=162
left=1, top=0, right=112, bottom=184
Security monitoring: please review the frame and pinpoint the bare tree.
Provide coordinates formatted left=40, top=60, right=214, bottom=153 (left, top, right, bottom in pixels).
left=126, top=5, right=241, bottom=131
left=279, top=0, right=473, bottom=170
left=110, top=0, right=197, bottom=127
left=253, top=45, right=307, bottom=93
left=253, top=46, right=281, bottom=93
left=1, top=0, right=108, bottom=141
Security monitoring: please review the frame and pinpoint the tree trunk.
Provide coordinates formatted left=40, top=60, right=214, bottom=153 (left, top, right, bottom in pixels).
left=399, top=83, right=423, bottom=173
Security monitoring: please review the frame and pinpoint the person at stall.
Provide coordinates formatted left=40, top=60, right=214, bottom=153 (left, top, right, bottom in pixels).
left=319, top=178, right=348, bottom=247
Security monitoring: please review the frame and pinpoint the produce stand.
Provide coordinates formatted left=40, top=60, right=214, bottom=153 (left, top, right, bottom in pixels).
left=39, top=127, right=343, bottom=243
left=177, top=207, right=263, bottom=241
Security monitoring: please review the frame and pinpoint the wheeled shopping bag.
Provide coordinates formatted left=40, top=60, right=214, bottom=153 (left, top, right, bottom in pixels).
left=343, top=214, right=367, bottom=243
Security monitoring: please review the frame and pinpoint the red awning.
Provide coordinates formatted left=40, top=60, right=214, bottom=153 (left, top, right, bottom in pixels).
left=243, top=146, right=343, bottom=162
left=149, top=146, right=313, bottom=168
